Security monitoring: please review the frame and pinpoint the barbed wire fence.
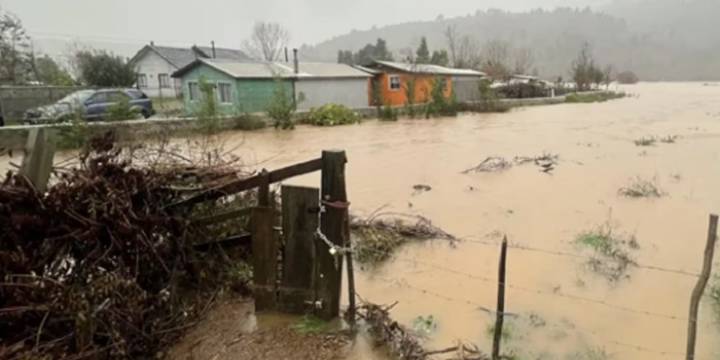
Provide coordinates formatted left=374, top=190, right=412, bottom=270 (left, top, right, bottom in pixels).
left=344, top=214, right=719, bottom=360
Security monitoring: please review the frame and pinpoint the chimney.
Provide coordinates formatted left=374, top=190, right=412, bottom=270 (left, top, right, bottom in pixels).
left=284, top=47, right=289, bottom=63
left=150, top=41, right=155, bottom=47
left=293, top=48, right=299, bottom=74
left=211, top=41, right=216, bottom=58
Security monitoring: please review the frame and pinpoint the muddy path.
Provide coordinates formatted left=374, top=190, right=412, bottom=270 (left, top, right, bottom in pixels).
left=211, top=83, right=720, bottom=359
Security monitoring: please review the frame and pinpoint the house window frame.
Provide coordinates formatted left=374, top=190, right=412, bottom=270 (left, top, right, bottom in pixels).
left=137, top=74, right=148, bottom=88
left=389, top=75, right=402, bottom=91
left=188, top=81, right=199, bottom=101
left=158, top=74, right=170, bottom=88
left=217, top=82, right=233, bottom=104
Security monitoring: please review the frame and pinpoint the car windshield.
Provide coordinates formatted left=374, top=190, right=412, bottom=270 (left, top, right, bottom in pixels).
left=58, top=90, right=95, bottom=105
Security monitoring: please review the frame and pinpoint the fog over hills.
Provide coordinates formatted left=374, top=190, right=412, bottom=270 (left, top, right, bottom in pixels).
left=300, top=0, right=720, bottom=81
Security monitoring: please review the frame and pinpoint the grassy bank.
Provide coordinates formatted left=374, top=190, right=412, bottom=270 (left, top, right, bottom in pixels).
left=566, top=91, right=626, bottom=103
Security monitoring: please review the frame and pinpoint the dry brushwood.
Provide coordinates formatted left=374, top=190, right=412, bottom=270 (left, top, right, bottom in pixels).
left=0, top=132, right=253, bottom=359
left=357, top=302, right=489, bottom=360
left=350, top=212, right=456, bottom=264
left=462, top=154, right=559, bottom=174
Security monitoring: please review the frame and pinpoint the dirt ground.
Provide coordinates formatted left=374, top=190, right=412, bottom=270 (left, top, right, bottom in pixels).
left=167, top=298, right=351, bottom=360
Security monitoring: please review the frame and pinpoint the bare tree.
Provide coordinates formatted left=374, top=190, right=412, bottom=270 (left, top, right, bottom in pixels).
left=602, top=64, right=614, bottom=89
left=481, top=39, right=511, bottom=80
left=455, top=36, right=481, bottom=69
left=444, top=25, right=459, bottom=67
left=242, top=22, right=290, bottom=61
left=512, top=47, right=534, bottom=75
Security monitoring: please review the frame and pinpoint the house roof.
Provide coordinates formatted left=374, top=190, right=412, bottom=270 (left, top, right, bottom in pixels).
left=129, top=44, right=251, bottom=70
left=372, top=60, right=485, bottom=77
left=172, top=59, right=372, bottom=79
left=193, top=46, right=251, bottom=62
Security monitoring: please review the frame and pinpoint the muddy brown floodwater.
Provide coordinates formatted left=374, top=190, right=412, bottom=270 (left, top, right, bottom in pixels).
left=3, top=83, right=720, bottom=359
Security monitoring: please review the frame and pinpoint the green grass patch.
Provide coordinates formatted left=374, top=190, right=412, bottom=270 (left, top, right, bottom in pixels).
left=566, top=92, right=625, bottom=103
left=291, top=315, right=331, bottom=334
left=575, top=220, right=639, bottom=282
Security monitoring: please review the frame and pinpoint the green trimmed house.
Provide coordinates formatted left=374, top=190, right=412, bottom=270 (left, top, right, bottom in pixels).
left=172, top=59, right=295, bottom=115
left=172, top=58, right=373, bottom=116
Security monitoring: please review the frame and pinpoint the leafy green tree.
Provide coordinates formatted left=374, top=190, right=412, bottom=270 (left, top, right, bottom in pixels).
left=430, top=50, right=449, bottom=66
left=337, top=50, right=353, bottom=65
left=266, top=79, right=295, bottom=129
left=75, top=50, right=136, bottom=87
left=351, top=38, right=394, bottom=66
left=33, top=55, right=74, bottom=85
left=0, top=9, right=32, bottom=84
left=416, top=37, right=430, bottom=63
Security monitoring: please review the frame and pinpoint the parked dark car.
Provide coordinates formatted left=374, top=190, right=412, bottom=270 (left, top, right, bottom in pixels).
left=23, top=89, right=154, bottom=124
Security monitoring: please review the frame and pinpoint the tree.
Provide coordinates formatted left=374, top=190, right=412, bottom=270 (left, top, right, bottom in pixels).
left=33, top=55, right=74, bottom=85
left=430, top=50, right=449, bottom=66
left=347, top=38, right=393, bottom=66
left=337, top=50, right=353, bottom=65
left=444, top=26, right=459, bottom=67
left=571, top=42, right=595, bottom=91
left=242, top=22, right=290, bottom=61
left=512, top=47, right=534, bottom=75
left=74, top=50, right=136, bottom=87
left=617, top=70, right=639, bottom=84
left=416, top=37, right=430, bottom=64
left=481, top=39, right=511, bottom=80
left=602, top=65, right=614, bottom=89
left=0, top=9, right=32, bottom=84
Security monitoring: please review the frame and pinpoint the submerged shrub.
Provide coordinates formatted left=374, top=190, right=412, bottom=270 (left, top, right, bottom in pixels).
left=618, top=177, right=664, bottom=198
left=266, top=79, right=295, bottom=129
left=379, top=102, right=398, bottom=121
left=305, top=104, right=360, bottom=126
left=565, top=92, right=625, bottom=103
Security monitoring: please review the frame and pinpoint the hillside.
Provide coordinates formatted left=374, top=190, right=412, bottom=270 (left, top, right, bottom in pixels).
left=300, top=1, right=720, bottom=81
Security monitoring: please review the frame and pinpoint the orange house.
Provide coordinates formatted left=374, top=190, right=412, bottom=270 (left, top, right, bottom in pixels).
left=364, top=61, right=484, bottom=107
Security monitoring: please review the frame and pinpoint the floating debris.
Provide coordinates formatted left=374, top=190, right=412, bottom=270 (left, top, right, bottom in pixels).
left=618, top=177, right=665, bottom=198
left=412, top=184, right=433, bottom=195
left=463, top=154, right=559, bottom=174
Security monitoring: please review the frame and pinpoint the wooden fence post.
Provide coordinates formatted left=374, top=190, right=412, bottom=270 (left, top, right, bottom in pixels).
left=317, top=150, right=348, bottom=320
left=258, top=169, right=270, bottom=207
left=251, top=207, right=278, bottom=311
left=279, top=185, right=319, bottom=314
left=20, top=128, right=56, bottom=193
left=686, top=214, right=718, bottom=360
left=492, top=236, right=508, bottom=360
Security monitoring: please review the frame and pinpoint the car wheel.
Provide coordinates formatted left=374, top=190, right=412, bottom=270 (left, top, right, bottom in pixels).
left=141, top=109, right=151, bottom=119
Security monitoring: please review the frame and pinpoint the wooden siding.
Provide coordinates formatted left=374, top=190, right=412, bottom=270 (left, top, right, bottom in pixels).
left=375, top=72, right=453, bottom=106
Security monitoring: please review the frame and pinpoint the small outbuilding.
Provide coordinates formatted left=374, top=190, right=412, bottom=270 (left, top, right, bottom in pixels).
left=365, top=61, right=485, bottom=106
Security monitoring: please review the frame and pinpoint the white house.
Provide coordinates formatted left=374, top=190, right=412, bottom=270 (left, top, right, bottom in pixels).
left=129, top=43, right=250, bottom=98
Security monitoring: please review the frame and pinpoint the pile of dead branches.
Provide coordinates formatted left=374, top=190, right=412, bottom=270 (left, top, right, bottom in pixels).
left=350, top=211, right=456, bottom=265
left=0, top=133, right=252, bottom=359
left=358, top=303, right=489, bottom=360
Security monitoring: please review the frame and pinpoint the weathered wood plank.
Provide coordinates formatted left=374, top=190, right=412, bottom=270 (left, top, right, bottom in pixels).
left=251, top=207, right=278, bottom=311
left=19, top=128, right=56, bottom=193
left=317, top=150, right=348, bottom=319
left=168, top=158, right=322, bottom=210
left=279, top=185, right=319, bottom=314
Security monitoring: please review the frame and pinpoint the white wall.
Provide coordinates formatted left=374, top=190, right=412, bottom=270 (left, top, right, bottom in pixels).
left=295, top=78, right=369, bottom=111
left=133, top=51, right=180, bottom=98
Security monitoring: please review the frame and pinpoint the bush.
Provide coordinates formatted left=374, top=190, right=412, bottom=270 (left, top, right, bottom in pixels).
left=424, top=77, right=458, bottom=118
left=232, top=113, right=266, bottom=130
left=617, top=71, right=639, bottom=84
left=305, top=104, right=360, bottom=126
left=266, top=80, right=295, bottom=129
left=196, top=78, right=221, bottom=135
left=495, top=83, right=548, bottom=99
left=379, top=102, right=398, bottom=121
left=107, top=98, right=140, bottom=121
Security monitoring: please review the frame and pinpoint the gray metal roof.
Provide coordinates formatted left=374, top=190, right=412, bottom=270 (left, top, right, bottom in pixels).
left=373, top=60, right=486, bottom=77
left=194, top=46, right=251, bottom=62
left=175, top=59, right=372, bottom=79
left=148, top=46, right=200, bottom=69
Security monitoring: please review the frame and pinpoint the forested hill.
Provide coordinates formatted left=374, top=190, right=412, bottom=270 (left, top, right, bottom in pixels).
left=299, top=0, right=720, bottom=81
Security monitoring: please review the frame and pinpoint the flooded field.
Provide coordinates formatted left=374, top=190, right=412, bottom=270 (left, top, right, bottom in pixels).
left=217, top=82, right=720, bottom=359
left=3, top=83, right=719, bottom=359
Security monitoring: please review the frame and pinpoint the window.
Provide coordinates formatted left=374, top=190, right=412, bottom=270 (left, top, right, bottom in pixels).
left=158, top=74, right=170, bottom=88
left=218, top=83, right=232, bottom=103
left=389, top=75, right=401, bottom=91
left=107, top=91, right=129, bottom=102
left=188, top=82, right=199, bottom=101
left=137, top=74, right=148, bottom=88
left=87, top=92, right=108, bottom=104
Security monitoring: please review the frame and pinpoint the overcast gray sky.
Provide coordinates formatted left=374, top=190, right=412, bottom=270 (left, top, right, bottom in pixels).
left=1, top=0, right=611, bottom=48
